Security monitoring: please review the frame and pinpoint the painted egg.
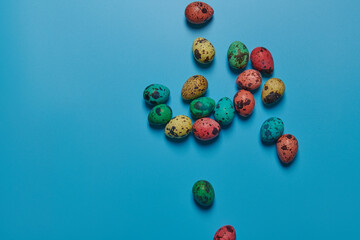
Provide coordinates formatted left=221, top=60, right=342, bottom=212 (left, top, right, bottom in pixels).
left=192, top=37, right=215, bottom=64
left=143, top=84, right=170, bottom=105
left=276, top=134, right=298, bottom=164
left=181, top=75, right=208, bottom=101
left=227, top=41, right=249, bottom=69
left=213, top=225, right=236, bottom=240
left=214, top=97, right=235, bottom=126
left=260, top=117, right=284, bottom=144
left=190, top=97, right=215, bottom=118
left=233, top=90, right=255, bottom=117
left=164, top=115, right=193, bottom=139
left=262, top=78, right=285, bottom=105
left=192, top=180, right=215, bottom=207
left=192, top=118, right=221, bottom=141
left=236, top=69, right=262, bottom=91
left=148, top=104, right=172, bottom=126
left=185, top=1, right=214, bottom=24
left=250, top=47, right=274, bottom=74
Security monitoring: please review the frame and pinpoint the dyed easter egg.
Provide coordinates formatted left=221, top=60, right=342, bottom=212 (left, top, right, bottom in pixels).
left=276, top=134, right=298, bottom=164
left=227, top=41, right=249, bottom=69
left=192, top=118, right=220, bottom=141
left=250, top=47, right=274, bottom=74
left=143, top=84, right=170, bottom=105
left=260, top=117, right=284, bottom=144
left=233, top=90, right=255, bottom=117
left=192, top=180, right=215, bottom=207
left=148, top=104, right=172, bottom=126
left=181, top=75, right=208, bottom=101
left=214, top=97, right=235, bottom=126
left=164, top=115, right=192, bottom=139
left=213, top=225, right=236, bottom=240
left=262, top=78, right=285, bottom=105
left=190, top=97, right=215, bottom=118
left=192, top=37, right=215, bottom=64
left=185, top=1, right=214, bottom=24
left=236, top=69, right=262, bottom=91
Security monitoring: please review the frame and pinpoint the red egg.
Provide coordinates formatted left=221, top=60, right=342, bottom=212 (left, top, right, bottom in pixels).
left=213, top=225, right=236, bottom=240
left=236, top=69, right=262, bottom=91
left=185, top=2, right=214, bottom=24
left=233, top=90, right=255, bottom=117
left=192, top=118, right=220, bottom=141
left=276, top=134, right=299, bottom=164
left=250, top=47, right=274, bottom=74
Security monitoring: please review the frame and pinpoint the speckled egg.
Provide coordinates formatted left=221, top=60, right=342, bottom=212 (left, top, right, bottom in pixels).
left=181, top=75, right=208, bottom=101
left=276, top=134, right=298, bottom=164
left=227, top=41, right=249, bottom=69
left=250, top=47, right=274, bottom=74
left=192, top=180, right=215, bottom=207
left=148, top=104, right=172, bottom=126
left=192, top=118, right=220, bottom=141
left=214, top=97, right=235, bottom=126
left=236, top=69, right=262, bottom=91
left=213, top=225, right=236, bottom=240
left=143, top=84, right=170, bottom=105
left=233, top=90, right=255, bottom=117
left=190, top=97, right=215, bottom=118
left=260, top=117, right=284, bottom=144
left=262, top=78, right=285, bottom=105
left=192, top=37, right=215, bottom=64
left=164, top=115, right=192, bottom=139
left=185, top=2, right=214, bottom=24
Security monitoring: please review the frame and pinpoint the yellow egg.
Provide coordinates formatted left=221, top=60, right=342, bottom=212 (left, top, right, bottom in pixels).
left=192, top=37, right=215, bottom=64
left=164, top=115, right=193, bottom=139
left=181, top=75, right=208, bottom=101
left=261, top=78, right=285, bottom=105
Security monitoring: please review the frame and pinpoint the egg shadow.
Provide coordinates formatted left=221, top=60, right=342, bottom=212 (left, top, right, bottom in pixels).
left=185, top=17, right=214, bottom=29
left=148, top=122, right=166, bottom=130
left=165, top=134, right=191, bottom=144
left=262, top=93, right=286, bottom=109
left=192, top=53, right=215, bottom=69
left=278, top=150, right=299, bottom=168
left=235, top=111, right=255, bottom=121
left=191, top=192, right=215, bottom=212
left=194, top=135, right=220, bottom=146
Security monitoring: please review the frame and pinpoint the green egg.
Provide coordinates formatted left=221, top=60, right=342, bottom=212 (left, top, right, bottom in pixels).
left=148, top=104, right=172, bottom=126
left=143, top=84, right=170, bottom=105
left=227, top=41, right=249, bottom=69
left=190, top=97, right=215, bottom=119
left=260, top=117, right=284, bottom=144
left=214, top=97, right=235, bottom=126
left=192, top=180, right=215, bottom=208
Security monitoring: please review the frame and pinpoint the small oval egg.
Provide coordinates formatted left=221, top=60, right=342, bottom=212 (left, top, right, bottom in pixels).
left=192, top=37, right=215, bottom=64
left=214, top=97, right=235, bottom=126
left=250, top=47, right=274, bottom=74
left=143, top=84, right=170, bottom=105
left=164, top=115, right=193, bottom=139
left=192, top=180, right=215, bottom=207
left=233, top=90, right=255, bottom=117
left=192, top=118, right=221, bottom=141
left=276, top=134, right=298, bottom=164
left=148, top=104, right=172, bottom=126
left=227, top=41, right=249, bottom=69
left=236, top=69, right=262, bottom=91
left=181, top=75, right=208, bottom=101
left=262, top=78, right=285, bottom=105
left=190, top=97, right=215, bottom=118
left=185, top=1, right=214, bottom=24
left=260, top=117, right=284, bottom=144
left=213, top=225, right=236, bottom=240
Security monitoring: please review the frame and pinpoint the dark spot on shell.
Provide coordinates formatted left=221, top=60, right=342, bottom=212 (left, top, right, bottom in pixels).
left=155, top=107, right=161, bottom=116
left=194, top=49, right=201, bottom=59
left=201, top=8, right=207, bottom=13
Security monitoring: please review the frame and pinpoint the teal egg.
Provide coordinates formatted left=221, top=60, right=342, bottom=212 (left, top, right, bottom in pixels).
left=214, top=97, right=235, bottom=126
left=190, top=97, right=215, bottom=119
left=260, top=117, right=284, bottom=144
left=143, top=84, right=170, bottom=105
left=148, top=104, right=172, bottom=126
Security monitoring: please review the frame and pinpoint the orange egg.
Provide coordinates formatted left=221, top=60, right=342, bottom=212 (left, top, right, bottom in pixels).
left=276, top=134, right=298, bottom=164
left=233, top=90, right=255, bottom=117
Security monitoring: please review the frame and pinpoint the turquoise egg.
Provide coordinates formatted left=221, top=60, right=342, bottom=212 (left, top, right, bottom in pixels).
left=260, top=117, right=284, bottom=144
left=143, top=84, right=170, bottom=105
left=214, top=97, right=235, bottom=126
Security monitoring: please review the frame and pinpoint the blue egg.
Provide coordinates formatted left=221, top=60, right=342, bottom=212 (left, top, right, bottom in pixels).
left=214, top=97, right=235, bottom=126
left=260, top=117, right=284, bottom=144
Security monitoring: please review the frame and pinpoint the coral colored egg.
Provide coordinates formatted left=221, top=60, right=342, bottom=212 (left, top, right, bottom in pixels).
left=250, top=47, right=274, bottom=74
left=192, top=118, right=220, bottom=141
left=276, top=134, right=299, bottom=164
left=236, top=69, right=262, bottom=91
left=213, top=225, right=236, bottom=240
left=233, top=90, right=255, bottom=117
left=185, top=2, right=214, bottom=24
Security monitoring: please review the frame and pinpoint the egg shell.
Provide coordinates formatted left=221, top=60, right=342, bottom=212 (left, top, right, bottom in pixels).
left=185, top=1, right=214, bottom=24
left=260, top=117, right=284, bottom=144
left=143, top=84, right=170, bottom=105
left=192, top=180, right=215, bottom=207
left=148, top=104, right=172, bottom=126
left=233, top=90, right=255, bottom=117
left=213, top=225, right=236, bottom=240
left=227, top=41, right=249, bottom=69
left=181, top=75, right=208, bottom=100
left=236, top=69, right=262, bottom=91
left=276, top=134, right=298, bottom=164
left=250, top=47, right=274, bottom=74
left=192, top=37, right=215, bottom=64
left=164, top=115, right=193, bottom=139
left=214, top=97, right=235, bottom=126
left=190, top=97, right=215, bottom=118
left=262, top=78, right=285, bottom=105
left=192, top=118, right=220, bottom=141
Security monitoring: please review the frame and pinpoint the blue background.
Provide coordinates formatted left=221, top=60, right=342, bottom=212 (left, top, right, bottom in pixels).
left=1, top=0, right=360, bottom=239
